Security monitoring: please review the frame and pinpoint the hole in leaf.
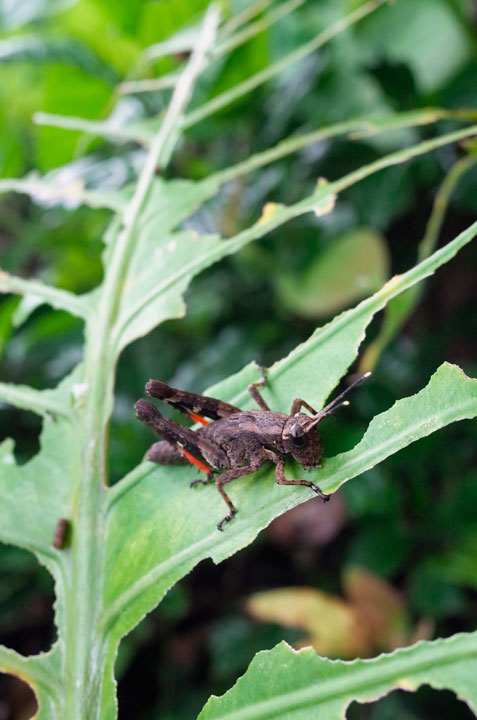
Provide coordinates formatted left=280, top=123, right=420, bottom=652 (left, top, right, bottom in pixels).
left=0, top=408, right=42, bottom=465
left=0, top=543, right=56, bottom=655
left=347, top=685, right=475, bottom=720
left=0, top=673, right=38, bottom=720
left=4, top=305, right=83, bottom=386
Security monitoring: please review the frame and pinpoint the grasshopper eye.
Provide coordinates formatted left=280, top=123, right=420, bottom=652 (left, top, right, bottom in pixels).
left=290, top=423, right=304, bottom=440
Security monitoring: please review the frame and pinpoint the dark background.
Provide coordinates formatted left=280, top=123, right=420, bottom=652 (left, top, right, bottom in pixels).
left=0, top=0, right=477, bottom=718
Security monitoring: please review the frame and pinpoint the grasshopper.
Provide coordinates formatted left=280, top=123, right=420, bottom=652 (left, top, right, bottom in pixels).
left=135, top=369, right=370, bottom=530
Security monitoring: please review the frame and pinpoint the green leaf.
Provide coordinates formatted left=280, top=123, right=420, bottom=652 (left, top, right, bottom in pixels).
left=360, top=153, right=477, bottom=372
left=34, top=110, right=160, bottom=145
left=319, top=363, right=477, bottom=494
left=102, top=361, right=477, bottom=648
left=0, top=176, right=127, bottom=212
left=3, top=5, right=477, bottom=718
left=197, top=634, right=477, bottom=719
left=277, top=228, right=389, bottom=318
left=58, top=0, right=141, bottom=73
left=101, top=218, right=477, bottom=652
left=0, top=379, right=70, bottom=418
left=0, top=269, right=91, bottom=321
left=111, top=125, right=477, bottom=354
left=0, top=367, right=79, bottom=556
left=111, top=175, right=221, bottom=351
left=36, top=64, right=112, bottom=170
left=0, top=644, right=61, bottom=720
left=183, top=0, right=386, bottom=129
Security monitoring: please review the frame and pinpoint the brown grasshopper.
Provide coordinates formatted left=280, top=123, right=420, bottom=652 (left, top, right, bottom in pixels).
left=135, top=369, right=370, bottom=530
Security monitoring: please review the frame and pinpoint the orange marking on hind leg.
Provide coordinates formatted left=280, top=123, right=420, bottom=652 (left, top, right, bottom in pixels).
left=180, top=448, right=211, bottom=474
left=186, top=410, right=210, bottom=426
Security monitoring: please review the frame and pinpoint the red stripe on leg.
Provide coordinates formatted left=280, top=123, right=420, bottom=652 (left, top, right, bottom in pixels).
left=186, top=410, right=210, bottom=426
left=180, top=448, right=211, bottom=474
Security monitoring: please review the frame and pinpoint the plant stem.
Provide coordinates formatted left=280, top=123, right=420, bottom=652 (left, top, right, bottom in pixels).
left=62, top=7, right=220, bottom=718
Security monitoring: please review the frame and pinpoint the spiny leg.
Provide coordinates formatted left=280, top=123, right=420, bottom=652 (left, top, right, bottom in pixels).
left=136, top=398, right=225, bottom=470
left=215, top=464, right=257, bottom=531
left=275, top=461, right=330, bottom=502
left=136, top=399, right=199, bottom=449
left=146, top=439, right=215, bottom=485
left=145, top=379, right=240, bottom=420
left=248, top=365, right=270, bottom=411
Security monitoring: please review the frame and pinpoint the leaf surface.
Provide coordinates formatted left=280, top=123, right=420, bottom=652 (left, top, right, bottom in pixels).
left=0, top=269, right=91, bottom=320
left=111, top=125, right=477, bottom=353
left=197, top=633, right=477, bottom=719
left=0, top=176, right=127, bottom=211
left=102, top=219, right=477, bottom=646
left=0, top=367, right=80, bottom=558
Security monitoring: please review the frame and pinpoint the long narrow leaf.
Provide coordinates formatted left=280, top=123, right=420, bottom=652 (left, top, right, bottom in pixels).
left=0, top=177, right=127, bottom=212
left=102, top=219, right=477, bottom=649
left=0, top=269, right=91, bottom=320
left=0, top=368, right=80, bottom=556
left=183, top=0, right=387, bottom=128
left=111, top=125, right=477, bottom=355
left=360, top=153, right=477, bottom=371
left=197, top=634, right=477, bottom=719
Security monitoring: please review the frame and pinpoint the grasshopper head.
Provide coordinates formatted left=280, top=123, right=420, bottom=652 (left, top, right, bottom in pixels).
left=281, top=373, right=371, bottom=469
left=282, top=414, right=323, bottom=469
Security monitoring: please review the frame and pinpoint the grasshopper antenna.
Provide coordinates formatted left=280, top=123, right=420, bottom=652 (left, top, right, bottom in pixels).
left=304, top=371, right=371, bottom=431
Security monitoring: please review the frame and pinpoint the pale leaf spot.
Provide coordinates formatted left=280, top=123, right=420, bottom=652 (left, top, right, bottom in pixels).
left=258, top=202, right=284, bottom=224
left=313, top=177, right=336, bottom=217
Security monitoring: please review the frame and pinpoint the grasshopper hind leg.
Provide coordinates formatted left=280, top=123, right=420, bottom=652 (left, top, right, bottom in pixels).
left=215, top=463, right=263, bottom=530
left=146, top=440, right=185, bottom=465
left=190, top=470, right=215, bottom=488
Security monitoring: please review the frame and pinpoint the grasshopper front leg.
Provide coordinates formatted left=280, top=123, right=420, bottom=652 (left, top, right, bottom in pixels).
left=274, top=460, right=330, bottom=502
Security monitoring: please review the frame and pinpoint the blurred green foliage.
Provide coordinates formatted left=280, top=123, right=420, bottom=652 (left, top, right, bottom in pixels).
left=0, top=0, right=477, bottom=718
